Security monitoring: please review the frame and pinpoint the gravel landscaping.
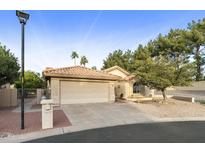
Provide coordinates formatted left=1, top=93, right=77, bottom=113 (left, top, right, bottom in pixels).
left=132, top=99, right=205, bottom=118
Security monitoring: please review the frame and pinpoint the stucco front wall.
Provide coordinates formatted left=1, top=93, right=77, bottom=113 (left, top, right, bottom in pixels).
left=109, top=81, right=115, bottom=103
left=50, top=78, right=115, bottom=104
left=115, top=80, right=134, bottom=99
left=125, top=81, right=134, bottom=98
left=115, top=81, right=124, bottom=98
left=51, top=78, right=60, bottom=104
left=106, top=68, right=134, bottom=99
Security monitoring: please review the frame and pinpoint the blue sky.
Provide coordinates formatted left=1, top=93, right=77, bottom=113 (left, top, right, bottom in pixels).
left=0, top=10, right=205, bottom=73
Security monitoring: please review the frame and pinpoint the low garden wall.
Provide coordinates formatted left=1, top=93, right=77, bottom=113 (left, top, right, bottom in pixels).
left=172, top=96, right=195, bottom=103
left=0, top=88, right=18, bottom=107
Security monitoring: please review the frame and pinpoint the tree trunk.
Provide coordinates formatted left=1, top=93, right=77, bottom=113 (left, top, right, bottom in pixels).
left=195, top=46, right=201, bottom=81
left=74, top=58, right=76, bottom=66
left=162, top=89, right=167, bottom=101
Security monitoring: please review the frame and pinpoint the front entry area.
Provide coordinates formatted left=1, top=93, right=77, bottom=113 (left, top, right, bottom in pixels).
left=133, top=82, right=142, bottom=94
left=60, top=81, right=109, bottom=104
left=133, top=82, right=151, bottom=96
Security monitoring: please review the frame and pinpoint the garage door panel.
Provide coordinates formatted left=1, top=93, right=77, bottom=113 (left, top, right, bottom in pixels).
left=60, top=81, right=109, bottom=104
left=61, top=98, right=108, bottom=104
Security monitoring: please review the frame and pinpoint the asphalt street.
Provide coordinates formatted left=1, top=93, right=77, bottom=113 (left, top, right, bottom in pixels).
left=27, top=121, right=205, bottom=143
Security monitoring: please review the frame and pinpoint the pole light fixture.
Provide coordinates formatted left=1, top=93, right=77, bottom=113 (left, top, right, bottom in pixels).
left=16, top=11, right=29, bottom=24
left=16, top=10, right=30, bottom=129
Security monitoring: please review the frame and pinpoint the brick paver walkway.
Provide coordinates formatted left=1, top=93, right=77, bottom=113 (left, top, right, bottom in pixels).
left=0, top=109, right=71, bottom=136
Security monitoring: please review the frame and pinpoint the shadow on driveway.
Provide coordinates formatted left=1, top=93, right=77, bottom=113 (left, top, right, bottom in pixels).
left=27, top=121, right=205, bottom=143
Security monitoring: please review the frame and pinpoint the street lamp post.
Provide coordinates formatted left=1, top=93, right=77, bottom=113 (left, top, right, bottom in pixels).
left=16, top=10, right=30, bottom=129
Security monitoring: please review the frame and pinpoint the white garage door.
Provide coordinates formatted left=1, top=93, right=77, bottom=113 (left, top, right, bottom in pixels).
left=60, top=81, right=109, bottom=104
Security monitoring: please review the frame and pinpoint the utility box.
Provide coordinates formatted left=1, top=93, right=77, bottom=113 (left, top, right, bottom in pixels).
left=41, top=99, right=54, bottom=129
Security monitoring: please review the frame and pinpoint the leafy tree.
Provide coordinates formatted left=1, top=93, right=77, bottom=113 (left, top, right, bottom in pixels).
left=102, top=49, right=132, bottom=72
left=131, top=43, right=153, bottom=72
left=153, top=30, right=192, bottom=69
left=123, top=49, right=133, bottom=71
left=91, top=66, right=97, bottom=70
left=102, top=49, right=124, bottom=69
left=0, top=43, right=20, bottom=86
left=80, top=56, right=88, bottom=67
left=134, top=48, right=175, bottom=100
left=71, top=51, right=79, bottom=66
left=187, top=19, right=205, bottom=81
left=15, top=71, right=45, bottom=89
left=101, top=18, right=205, bottom=100
left=133, top=32, right=194, bottom=101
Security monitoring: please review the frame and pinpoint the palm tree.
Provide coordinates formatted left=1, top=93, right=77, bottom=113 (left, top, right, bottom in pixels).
left=71, top=51, right=79, bottom=66
left=80, top=56, right=88, bottom=67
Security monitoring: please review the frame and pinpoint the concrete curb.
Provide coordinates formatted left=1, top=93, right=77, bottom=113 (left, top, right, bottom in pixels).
left=0, top=127, right=64, bottom=143
left=153, top=117, right=205, bottom=122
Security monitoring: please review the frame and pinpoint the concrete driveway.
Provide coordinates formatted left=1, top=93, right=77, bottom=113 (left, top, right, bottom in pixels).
left=62, top=102, right=153, bottom=130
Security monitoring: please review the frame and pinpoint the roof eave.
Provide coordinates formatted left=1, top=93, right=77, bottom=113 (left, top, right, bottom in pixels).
left=43, top=73, right=122, bottom=81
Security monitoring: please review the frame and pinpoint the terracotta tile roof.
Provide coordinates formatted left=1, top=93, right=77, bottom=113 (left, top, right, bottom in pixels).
left=43, top=66, right=122, bottom=81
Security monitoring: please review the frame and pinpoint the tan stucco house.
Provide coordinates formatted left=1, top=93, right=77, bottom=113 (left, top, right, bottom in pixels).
left=43, top=65, right=146, bottom=104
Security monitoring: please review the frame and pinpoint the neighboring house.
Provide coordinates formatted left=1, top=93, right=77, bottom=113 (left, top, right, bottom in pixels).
left=43, top=65, right=148, bottom=104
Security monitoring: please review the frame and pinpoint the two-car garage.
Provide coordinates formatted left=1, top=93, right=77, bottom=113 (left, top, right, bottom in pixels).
left=60, top=80, right=110, bottom=104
